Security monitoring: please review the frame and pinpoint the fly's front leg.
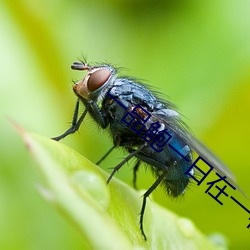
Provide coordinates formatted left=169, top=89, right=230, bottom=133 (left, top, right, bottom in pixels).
left=89, top=100, right=108, bottom=129
left=52, top=99, right=89, bottom=141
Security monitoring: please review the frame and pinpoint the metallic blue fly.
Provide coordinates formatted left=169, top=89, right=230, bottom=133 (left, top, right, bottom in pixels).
left=52, top=60, right=241, bottom=240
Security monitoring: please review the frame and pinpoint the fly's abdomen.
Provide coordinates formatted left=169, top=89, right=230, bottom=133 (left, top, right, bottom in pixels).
left=135, top=129, right=193, bottom=197
left=158, top=130, right=193, bottom=197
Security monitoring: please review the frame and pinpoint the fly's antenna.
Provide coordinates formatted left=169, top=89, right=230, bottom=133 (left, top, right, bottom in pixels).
left=71, top=61, right=89, bottom=71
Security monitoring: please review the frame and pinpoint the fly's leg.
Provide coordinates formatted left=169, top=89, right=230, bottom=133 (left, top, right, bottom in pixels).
left=52, top=99, right=108, bottom=141
left=140, top=172, right=166, bottom=240
left=107, top=144, right=146, bottom=184
left=96, top=145, right=116, bottom=165
left=89, top=100, right=107, bottom=129
left=133, top=160, right=141, bottom=189
left=52, top=99, right=89, bottom=141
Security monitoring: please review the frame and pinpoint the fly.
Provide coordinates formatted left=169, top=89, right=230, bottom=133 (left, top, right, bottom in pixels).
left=52, top=60, right=243, bottom=240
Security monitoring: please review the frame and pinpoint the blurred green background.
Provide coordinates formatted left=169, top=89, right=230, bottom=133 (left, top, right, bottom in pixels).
left=1, top=0, right=250, bottom=249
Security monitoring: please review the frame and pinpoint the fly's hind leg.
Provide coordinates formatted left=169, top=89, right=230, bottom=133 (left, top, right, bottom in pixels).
left=133, top=160, right=141, bottom=189
left=140, top=172, right=166, bottom=240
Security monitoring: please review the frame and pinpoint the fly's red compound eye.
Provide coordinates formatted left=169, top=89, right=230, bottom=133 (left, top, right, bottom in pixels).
left=87, top=68, right=111, bottom=92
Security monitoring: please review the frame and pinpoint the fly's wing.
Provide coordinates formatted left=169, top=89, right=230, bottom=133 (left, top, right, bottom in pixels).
left=185, top=133, right=247, bottom=197
left=152, top=109, right=246, bottom=196
left=185, top=133, right=236, bottom=181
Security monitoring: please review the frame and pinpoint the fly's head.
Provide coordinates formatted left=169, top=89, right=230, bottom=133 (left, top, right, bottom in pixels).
left=72, top=61, right=116, bottom=101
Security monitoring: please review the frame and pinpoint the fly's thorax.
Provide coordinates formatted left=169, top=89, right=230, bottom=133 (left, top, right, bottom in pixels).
left=73, top=64, right=117, bottom=103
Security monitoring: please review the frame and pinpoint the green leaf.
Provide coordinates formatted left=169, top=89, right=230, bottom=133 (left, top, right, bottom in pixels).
left=19, top=128, right=227, bottom=250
